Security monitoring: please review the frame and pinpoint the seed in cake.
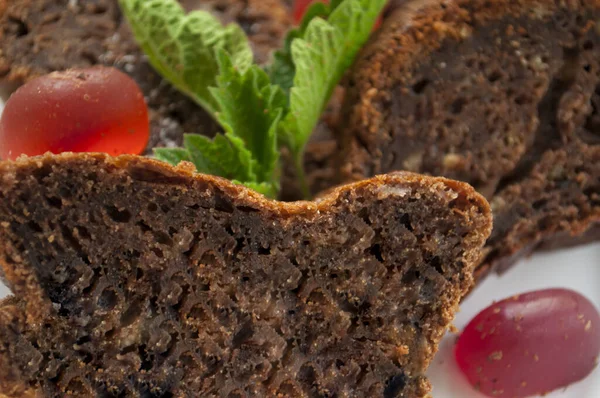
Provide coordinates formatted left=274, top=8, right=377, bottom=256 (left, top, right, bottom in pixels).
left=0, top=67, right=149, bottom=160
left=455, top=288, right=600, bottom=397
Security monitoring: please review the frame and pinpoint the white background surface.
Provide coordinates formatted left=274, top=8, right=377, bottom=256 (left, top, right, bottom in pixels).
left=1, top=91, right=599, bottom=397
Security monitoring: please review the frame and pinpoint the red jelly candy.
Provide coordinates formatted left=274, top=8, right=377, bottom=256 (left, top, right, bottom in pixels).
left=0, top=67, right=149, bottom=160
left=293, top=0, right=315, bottom=23
left=455, top=288, right=600, bottom=397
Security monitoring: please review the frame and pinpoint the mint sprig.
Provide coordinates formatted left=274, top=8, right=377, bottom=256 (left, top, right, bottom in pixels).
left=155, top=51, right=284, bottom=198
left=269, top=1, right=332, bottom=96
left=210, top=51, right=286, bottom=186
left=120, top=0, right=385, bottom=199
left=119, top=0, right=252, bottom=115
left=280, top=0, right=385, bottom=156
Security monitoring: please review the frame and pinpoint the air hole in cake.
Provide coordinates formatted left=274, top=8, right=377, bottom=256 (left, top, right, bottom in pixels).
left=257, top=245, right=270, bottom=255
left=136, top=220, right=151, bottom=233
left=60, top=224, right=84, bottom=254
left=188, top=304, right=210, bottom=323
left=402, top=268, right=420, bottom=284
left=297, top=363, right=318, bottom=388
left=232, top=323, right=254, bottom=348
left=80, top=51, right=98, bottom=66
left=120, top=345, right=137, bottom=356
left=135, top=267, right=144, bottom=281
left=152, top=230, right=172, bottom=246
left=8, top=16, right=29, bottom=37
left=307, top=289, right=328, bottom=306
left=451, top=98, right=466, bottom=114
left=384, top=373, right=407, bottom=398
left=27, top=220, right=43, bottom=233
left=81, top=267, right=100, bottom=294
left=369, top=243, right=384, bottom=262
left=80, top=351, right=93, bottom=365
left=213, top=3, right=228, bottom=13
left=46, top=196, right=62, bottom=209
left=197, top=282, right=210, bottom=292
left=399, top=213, right=413, bottom=231
left=488, top=70, right=503, bottom=82
left=76, top=226, right=91, bottom=240
left=236, top=205, right=260, bottom=213
left=431, top=256, right=444, bottom=275
left=583, top=86, right=600, bottom=144
left=90, top=3, right=109, bottom=14
left=151, top=248, right=163, bottom=258
left=75, top=335, right=91, bottom=350
left=214, top=195, right=234, bottom=213
left=514, top=94, right=530, bottom=105
left=412, top=78, right=430, bottom=94
left=97, top=288, right=118, bottom=310
left=65, top=378, right=91, bottom=395
left=32, top=164, right=52, bottom=181
left=532, top=199, right=548, bottom=210
left=180, top=352, right=197, bottom=368
left=105, top=328, right=116, bottom=339
left=105, top=205, right=132, bottom=223
left=120, top=300, right=143, bottom=327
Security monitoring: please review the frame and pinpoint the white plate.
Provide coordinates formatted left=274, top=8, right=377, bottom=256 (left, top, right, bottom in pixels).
left=0, top=97, right=599, bottom=398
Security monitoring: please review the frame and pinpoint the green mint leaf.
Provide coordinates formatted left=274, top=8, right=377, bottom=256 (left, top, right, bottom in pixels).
left=329, top=0, right=344, bottom=10
left=155, top=135, right=278, bottom=198
left=269, top=2, right=330, bottom=97
left=210, top=50, right=286, bottom=183
left=281, top=0, right=386, bottom=155
left=183, top=134, right=257, bottom=183
left=236, top=181, right=278, bottom=198
left=119, top=0, right=253, bottom=116
left=153, top=147, right=191, bottom=165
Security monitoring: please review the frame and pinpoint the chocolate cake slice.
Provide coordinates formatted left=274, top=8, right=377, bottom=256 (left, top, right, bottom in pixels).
left=338, top=0, right=600, bottom=281
left=0, top=153, right=491, bottom=397
left=0, top=0, right=292, bottom=152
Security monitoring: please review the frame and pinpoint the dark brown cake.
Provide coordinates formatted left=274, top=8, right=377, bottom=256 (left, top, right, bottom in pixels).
left=338, top=0, right=600, bottom=282
left=0, top=153, right=491, bottom=397
left=0, top=0, right=292, bottom=152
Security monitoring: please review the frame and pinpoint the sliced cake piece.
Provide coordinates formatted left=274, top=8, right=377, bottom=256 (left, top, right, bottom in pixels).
left=338, top=0, right=600, bottom=281
left=0, top=153, right=491, bottom=397
left=0, top=0, right=292, bottom=152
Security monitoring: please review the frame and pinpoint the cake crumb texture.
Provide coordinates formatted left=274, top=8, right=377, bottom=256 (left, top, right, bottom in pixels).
left=0, top=153, right=491, bottom=397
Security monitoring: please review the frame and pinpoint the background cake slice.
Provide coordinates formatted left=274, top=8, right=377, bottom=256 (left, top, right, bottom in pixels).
left=0, top=0, right=292, bottom=152
left=0, top=153, right=491, bottom=397
left=337, top=0, right=600, bottom=281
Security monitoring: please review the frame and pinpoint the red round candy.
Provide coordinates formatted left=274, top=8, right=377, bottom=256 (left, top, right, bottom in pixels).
left=0, top=67, right=149, bottom=160
left=293, top=0, right=314, bottom=23
left=455, top=288, right=600, bottom=397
